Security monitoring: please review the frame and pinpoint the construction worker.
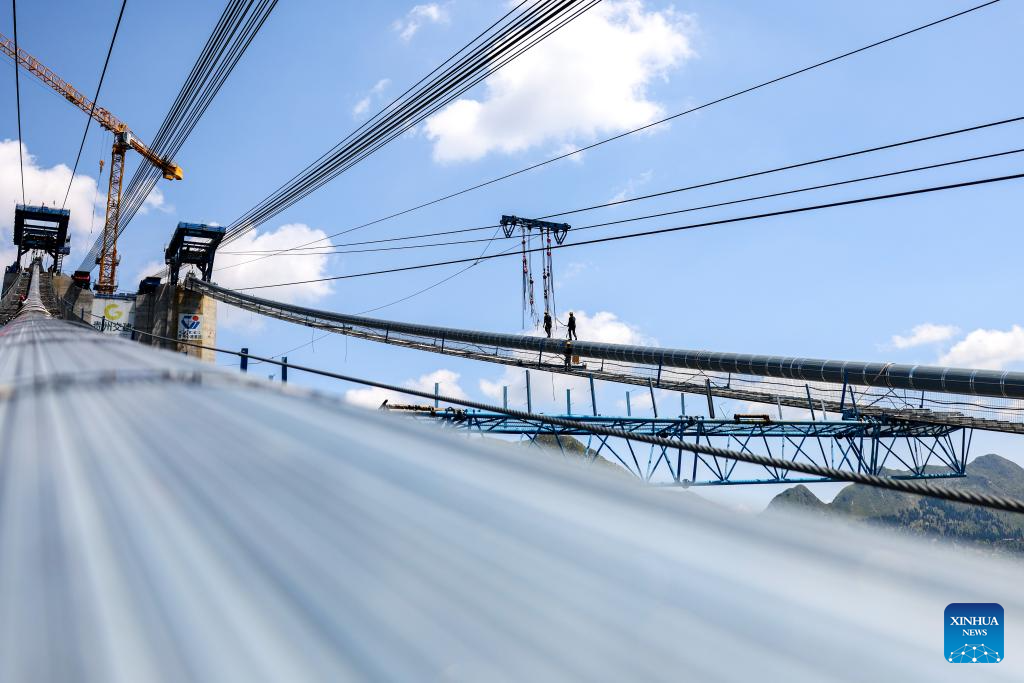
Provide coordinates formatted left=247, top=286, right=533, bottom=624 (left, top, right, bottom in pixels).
left=564, top=340, right=573, bottom=369
left=543, top=311, right=552, bottom=338
left=567, top=311, right=578, bottom=340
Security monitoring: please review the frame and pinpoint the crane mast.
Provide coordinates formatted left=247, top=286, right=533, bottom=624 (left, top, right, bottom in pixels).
left=0, top=32, right=183, bottom=293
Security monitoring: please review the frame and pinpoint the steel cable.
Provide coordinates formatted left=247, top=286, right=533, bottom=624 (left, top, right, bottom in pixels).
left=222, top=108, right=1024, bottom=264
left=221, top=0, right=601, bottom=243
left=229, top=0, right=1005, bottom=260
left=216, top=146, right=1024, bottom=259
left=222, top=0, right=583, bottom=238
left=223, top=170, right=1024, bottom=290
left=77, top=0, right=278, bottom=272
left=11, top=0, right=25, bottom=204
left=108, top=325, right=1024, bottom=516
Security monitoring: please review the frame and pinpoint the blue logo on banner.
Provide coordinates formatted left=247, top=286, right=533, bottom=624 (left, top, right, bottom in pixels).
left=945, top=603, right=1003, bottom=663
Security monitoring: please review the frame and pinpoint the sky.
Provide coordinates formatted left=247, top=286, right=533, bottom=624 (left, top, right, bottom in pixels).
left=3, top=0, right=1023, bottom=510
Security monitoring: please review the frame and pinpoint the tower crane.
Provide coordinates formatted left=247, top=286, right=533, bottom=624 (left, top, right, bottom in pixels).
left=0, top=32, right=183, bottom=293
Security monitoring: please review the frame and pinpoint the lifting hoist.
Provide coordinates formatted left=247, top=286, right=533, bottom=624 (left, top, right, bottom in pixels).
left=499, top=215, right=570, bottom=329
left=0, top=32, right=183, bottom=293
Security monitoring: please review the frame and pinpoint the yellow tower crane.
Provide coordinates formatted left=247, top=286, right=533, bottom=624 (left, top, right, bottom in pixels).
left=0, top=32, right=183, bottom=293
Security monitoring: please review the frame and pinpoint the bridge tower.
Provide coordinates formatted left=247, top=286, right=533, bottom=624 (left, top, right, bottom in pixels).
left=126, top=222, right=223, bottom=361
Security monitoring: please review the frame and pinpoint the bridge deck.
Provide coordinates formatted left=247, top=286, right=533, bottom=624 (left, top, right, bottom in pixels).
left=0, top=267, right=1019, bottom=680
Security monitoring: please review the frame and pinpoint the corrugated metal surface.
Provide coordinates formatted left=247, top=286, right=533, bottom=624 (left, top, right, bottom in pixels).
left=0, top=271, right=1021, bottom=681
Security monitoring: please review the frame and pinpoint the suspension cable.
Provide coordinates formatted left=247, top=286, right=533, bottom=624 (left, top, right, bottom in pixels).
left=217, top=146, right=1024, bottom=260
left=62, top=0, right=127, bottom=210
left=95, top=319, right=1024, bottom=516
left=229, top=0, right=1005, bottom=260
left=77, top=0, right=280, bottom=272
left=11, top=0, right=25, bottom=204
left=221, top=0, right=600, bottom=245
left=219, top=113, right=1024, bottom=265
left=227, top=170, right=1024, bottom=291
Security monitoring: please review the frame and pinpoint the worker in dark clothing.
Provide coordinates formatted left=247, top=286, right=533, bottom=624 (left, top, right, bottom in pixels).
left=567, top=312, right=578, bottom=340
left=564, top=341, right=573, bottom=369
left=543, top=311, right=552, bottom=338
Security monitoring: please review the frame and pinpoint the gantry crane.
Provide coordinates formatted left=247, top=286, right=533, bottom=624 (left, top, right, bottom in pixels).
left=0, top=32, right=182, bottom=293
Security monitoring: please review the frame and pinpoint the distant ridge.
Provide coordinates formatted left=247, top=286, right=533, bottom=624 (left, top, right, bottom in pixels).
left=766, top=484, right=827, bottom=512
left=766, top=454, right=1024, bottom=554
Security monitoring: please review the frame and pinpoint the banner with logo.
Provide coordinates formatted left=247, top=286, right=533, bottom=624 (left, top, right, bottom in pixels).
left=178, top=313, right=203, bottom=340
left=92, top=298, right=135, bottom=337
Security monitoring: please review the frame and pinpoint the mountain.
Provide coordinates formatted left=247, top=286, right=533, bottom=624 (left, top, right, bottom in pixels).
left=766, top=484, right=827, bottom=512
left=529, top=433, right=635, bottom=478
left=766, top=454, right=1024, bottom=554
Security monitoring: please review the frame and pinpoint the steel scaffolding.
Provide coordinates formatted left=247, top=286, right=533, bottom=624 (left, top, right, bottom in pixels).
left=395, top=407, right=971, bottom=486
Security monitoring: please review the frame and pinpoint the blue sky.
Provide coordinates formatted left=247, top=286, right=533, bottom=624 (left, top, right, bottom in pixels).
left=4, top=0, right=1023, bottom=509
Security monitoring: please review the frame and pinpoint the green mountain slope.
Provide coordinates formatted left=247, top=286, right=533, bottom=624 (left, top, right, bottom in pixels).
left=766, top=454, right=1024, bottom=553
left=765, top=484, right=828, bottom=512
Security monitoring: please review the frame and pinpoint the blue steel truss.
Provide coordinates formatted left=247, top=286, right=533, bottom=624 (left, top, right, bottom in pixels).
left=396, top=408, right=971, bottom=486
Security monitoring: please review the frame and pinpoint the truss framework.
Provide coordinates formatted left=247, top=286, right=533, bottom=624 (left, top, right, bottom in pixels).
left=192, top=278, right=1024, bottom=434
left=400, top=409, right=971, bottom=486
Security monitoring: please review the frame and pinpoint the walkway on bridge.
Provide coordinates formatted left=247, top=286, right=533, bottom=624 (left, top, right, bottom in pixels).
left=193, top=277, right=1024, bottom=434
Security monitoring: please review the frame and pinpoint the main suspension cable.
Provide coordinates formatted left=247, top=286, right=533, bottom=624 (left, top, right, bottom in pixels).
left=222, top=0, right=600, bottom=244
left=77, top=0, right=279, bottom=272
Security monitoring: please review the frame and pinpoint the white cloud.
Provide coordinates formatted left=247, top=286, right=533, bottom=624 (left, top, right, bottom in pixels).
left=211, top=222, right=334, bottom=304
left=352, top=98, right=371, bottom=117
left=0, top=139, right=102, bottom=263
left=132, top=259, right=165, bottom=289
left=890, top=323, right=959, bottom=349
left=614, top=386, right=676, bottom=415
left=480, top=365, right=594, bottom=414
left=346, top=368, right=467, bottom=409
left=352, top=78, right=392, bottom=118
left=552, top=142, right=585, bottom=165
left=550, top=309, right=652, bottom=345
left=939, top=326, right=1024, bottom=370
left=514, top=308, right=651, bottom=345
left=610, top=169, right=653, bottom=203
left=0, top=245, right=15, bottom=271
left=556, top=261, right=588, bottom=286
left=481, top=309, right=652, bottom=413
left=134, top=224, right=333, bottom=332
left=137, top=187, right=173, bottom=215
left=394, top=3, right=449, bottom=41
left=424, top=1, right=695, bottom=162
left=739, top=400, right=811, bottom=422
left=217, top=302, right=270, bottom=333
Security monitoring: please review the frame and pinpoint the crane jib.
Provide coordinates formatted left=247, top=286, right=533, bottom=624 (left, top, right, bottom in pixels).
left=0, top=30, right=183, bottom=292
